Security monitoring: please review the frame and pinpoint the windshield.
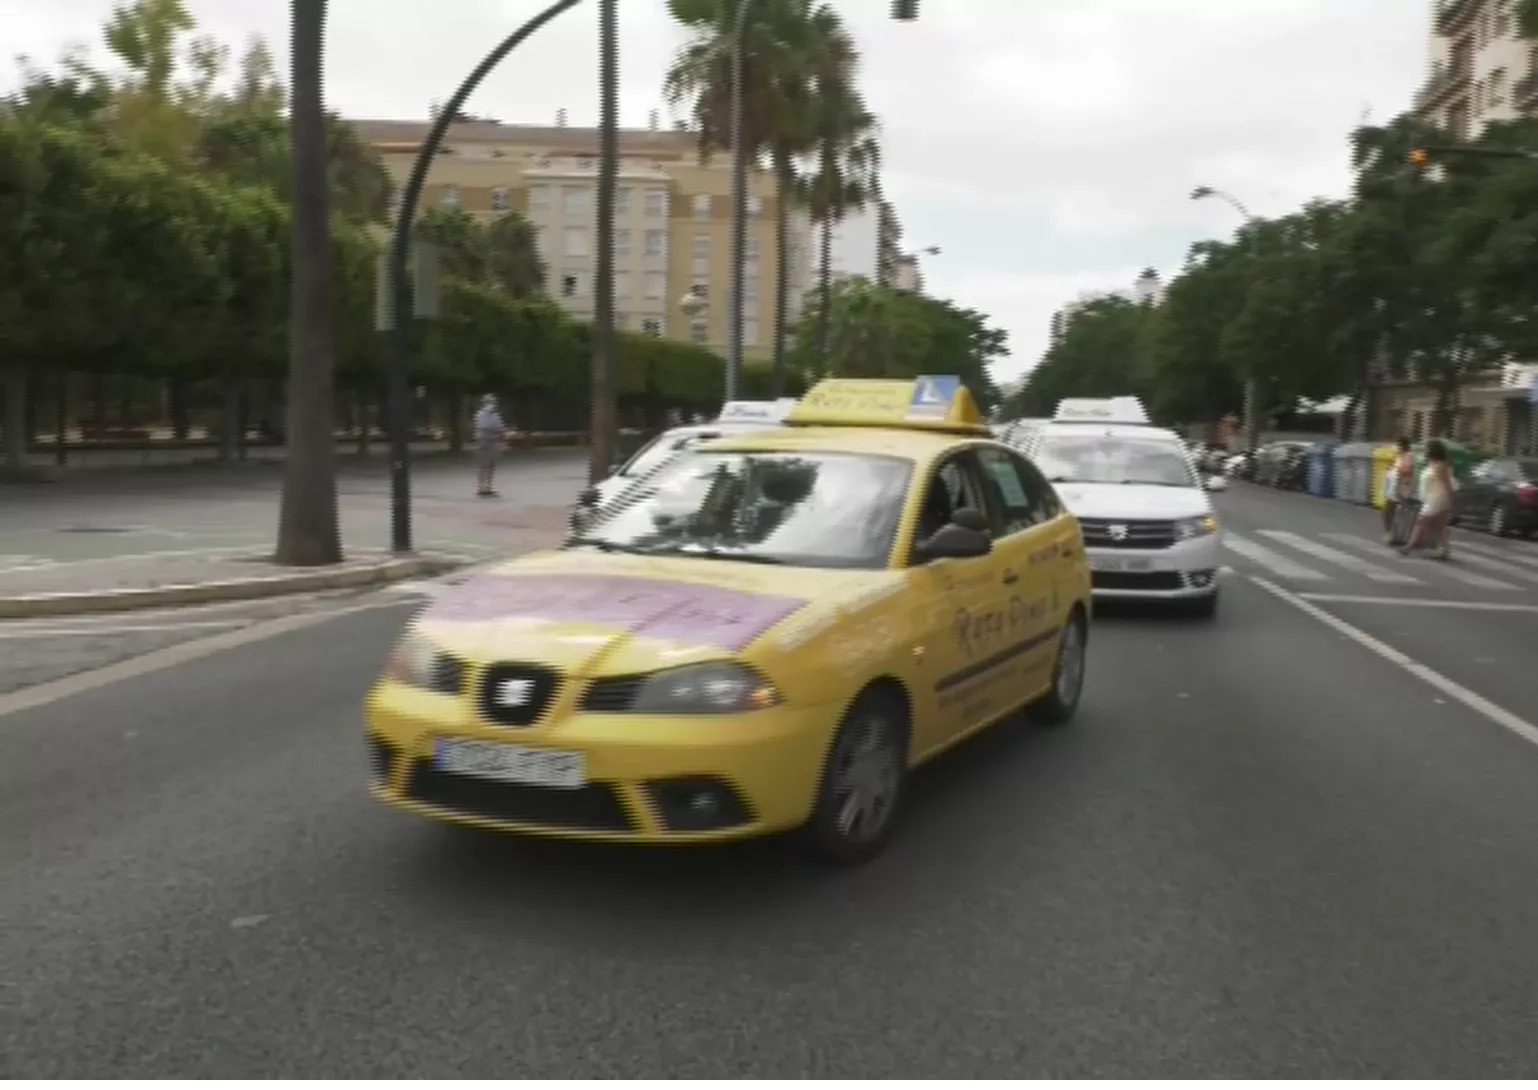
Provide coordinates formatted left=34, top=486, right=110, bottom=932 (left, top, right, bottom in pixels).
left=618, top=431, right=719, bottom=479
left=575, top=450, right=913, bottom=569
left=1033, top=434, right=1199, bottom=488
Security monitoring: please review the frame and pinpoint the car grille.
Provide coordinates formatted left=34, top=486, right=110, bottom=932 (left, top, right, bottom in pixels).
left=1079, top=518, right=1177, bottom=550
left=477, top=663, right=561, bottom=727
left=406, top=760, right=635, bottom=831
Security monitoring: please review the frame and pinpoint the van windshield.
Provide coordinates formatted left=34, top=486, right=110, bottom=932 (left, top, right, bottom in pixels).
left=1034, top=435, right=1198, bottom=488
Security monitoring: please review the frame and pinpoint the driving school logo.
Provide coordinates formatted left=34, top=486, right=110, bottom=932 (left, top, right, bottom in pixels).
left=953, top=595, right=1047, bottom=657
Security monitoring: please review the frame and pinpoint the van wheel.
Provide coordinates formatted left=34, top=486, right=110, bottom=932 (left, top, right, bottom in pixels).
left=802, top=690, right=908, bottom=866
left=1029, top=610, right=1088, bottom=728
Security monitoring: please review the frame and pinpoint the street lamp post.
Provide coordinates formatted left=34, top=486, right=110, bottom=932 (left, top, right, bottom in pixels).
left=384, top=0, right=585, bottom=554
left=1190, top=184, right=1262, bottom=453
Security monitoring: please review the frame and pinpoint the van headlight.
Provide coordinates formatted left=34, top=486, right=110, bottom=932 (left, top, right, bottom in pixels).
left=1174, top=514, right=1219, bottom=540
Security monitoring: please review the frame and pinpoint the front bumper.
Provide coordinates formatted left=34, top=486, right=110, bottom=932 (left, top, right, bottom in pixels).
left=365, top=683, right=840, bottom=844
left=1088, top=533, right=1222, bottom=600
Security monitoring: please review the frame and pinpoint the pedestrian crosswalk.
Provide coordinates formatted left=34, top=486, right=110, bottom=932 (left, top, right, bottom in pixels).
left=1222, top=529, right=1538, bottom=593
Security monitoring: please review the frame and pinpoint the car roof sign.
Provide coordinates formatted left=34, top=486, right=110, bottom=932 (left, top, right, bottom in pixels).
left=1052, top=396, right=1150, bottom=425
left=785, top=376, right=989, bottom=435
left=714, top=399, right=795, bottom=424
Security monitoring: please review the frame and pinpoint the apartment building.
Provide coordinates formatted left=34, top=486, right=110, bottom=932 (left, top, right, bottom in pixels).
left=1416, top=0, right=1538, bottom=138
left=354, top=115, right=814, bottom=358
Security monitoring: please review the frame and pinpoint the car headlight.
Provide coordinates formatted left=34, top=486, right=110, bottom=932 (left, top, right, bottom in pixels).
left=1174, top=514, right=1219, bottom=540
left=382, top=632, right=464, bottom=694
left=625, top=662, right=781, bottom=715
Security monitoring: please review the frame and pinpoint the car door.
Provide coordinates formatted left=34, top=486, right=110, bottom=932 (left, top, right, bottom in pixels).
left=974, top=445, right=1078, bottom=706
left=903, top=449, right=1001, bottom=756
left=1457, top=460, right=1498, bottom=523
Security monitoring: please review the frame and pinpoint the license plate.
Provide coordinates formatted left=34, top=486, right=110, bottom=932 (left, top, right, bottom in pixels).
left=434, top=738, right=586, bottom=788
left=1090, top=555, right=1153, bottom=572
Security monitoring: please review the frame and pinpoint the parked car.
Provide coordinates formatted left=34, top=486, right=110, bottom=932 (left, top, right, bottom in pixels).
left=1452, top=456, right=1538, bottom=538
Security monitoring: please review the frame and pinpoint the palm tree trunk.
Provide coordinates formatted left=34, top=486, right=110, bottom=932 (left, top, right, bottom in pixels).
left=770, top=152, right=792, bottom=398
left=816, top=214, right=833, bottom=360
left=1, top=367, right=25, bottom=470
left=588, top=0, right=619, bottom=483
left=274, top=0, right=342, bottom=565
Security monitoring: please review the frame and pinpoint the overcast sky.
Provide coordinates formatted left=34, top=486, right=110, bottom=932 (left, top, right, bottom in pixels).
left=5, top=0, right=1427, bottom=382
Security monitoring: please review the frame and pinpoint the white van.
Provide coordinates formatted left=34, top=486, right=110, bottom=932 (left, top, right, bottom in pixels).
left=1018, top=398, right=1226, bottom=616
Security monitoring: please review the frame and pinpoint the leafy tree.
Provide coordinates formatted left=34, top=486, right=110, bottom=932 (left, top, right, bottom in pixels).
left=414, top=207, right=546, bottom=298
left=1009, top=295, right=1150, bottom=419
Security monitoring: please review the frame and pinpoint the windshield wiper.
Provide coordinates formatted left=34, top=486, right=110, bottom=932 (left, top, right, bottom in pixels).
left=644, top=544, right=786, bottom=564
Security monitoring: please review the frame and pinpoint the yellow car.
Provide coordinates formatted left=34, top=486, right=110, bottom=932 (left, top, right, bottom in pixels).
left=366, top=375, right=1093, bottom=864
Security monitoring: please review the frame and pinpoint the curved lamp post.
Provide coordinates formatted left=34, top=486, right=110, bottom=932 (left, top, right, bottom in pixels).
left=384, top=0, right=586, bottom=553
left=1190, top=184, right=1261, bottom=453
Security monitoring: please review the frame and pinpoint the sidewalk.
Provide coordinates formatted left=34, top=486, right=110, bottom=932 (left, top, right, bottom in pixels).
left=0, top=460, right=579, bottom=617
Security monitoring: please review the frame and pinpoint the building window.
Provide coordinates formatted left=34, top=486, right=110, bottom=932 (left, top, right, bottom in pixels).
left=614, top=229, right=631, bottom=258
left=744, top=277, right=759, bottom=302
left=743, top=318, right=759, bottom=346
left=692, top=194, right=712, bottom=219
left=691, top=233, right=711, bottom=259
left=644, top=230, right=667, bottom=258
left=689, top=321, right=709, bottom=343
left=613, top=272, right=630, bottom=297
left=529, top=185, right=551, bottom=214
left=689, top=282, right=708, bottom=301
left=644, top=189, right=669, bottom=218
left=615, top=187, right=631, bottom=214
left=644, top=272, right=666, bottom=299
left=562, top=185, right=590, bottom=216
left=561, top=273, right=585, bottom=298
left=692, top=257, right=710, bottom=277
left=746, top=195, right=762, bottom=216
left=491, top=186, right=510, bottom=212
left=642, top=318, right=662, bottom=336
left=745, top=237, right=759, bottom=261
left=440, top=184, right=460, bottom=208
left=564, top=228, right=589, bottom=257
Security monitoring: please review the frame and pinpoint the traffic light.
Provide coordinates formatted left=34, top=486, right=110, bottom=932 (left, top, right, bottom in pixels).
left=891, top=0, right=919, bottom=20
left=1409, top=147, right=1431, bottom=168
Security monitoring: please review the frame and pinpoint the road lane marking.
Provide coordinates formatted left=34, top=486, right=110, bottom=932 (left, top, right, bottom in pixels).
left=0, top=599, right=415, bottom=720
left=1297, top=594, right=1538, bottom=612
left=1446, top=537, right=1538, bottom=570
left=1221, top=533, right=1330, bottom=581
left=0, top=620, right=241, bottom=639
left=1320, top=533, right=1519, bottom=590
left=1433, top=549, right=1538, bottom=585
left=1249, top=575, right=1538, bottom=751
left=1256, top=530, right=1420, bottom=584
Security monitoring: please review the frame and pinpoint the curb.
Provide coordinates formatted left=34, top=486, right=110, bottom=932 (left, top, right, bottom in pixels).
left=0, top=554, right=466, bottom=620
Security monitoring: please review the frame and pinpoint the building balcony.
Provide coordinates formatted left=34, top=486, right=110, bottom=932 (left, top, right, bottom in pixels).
left=1415, top=62, right=1472, bottom=110
left=1434, top=0, right=1481, bottom=34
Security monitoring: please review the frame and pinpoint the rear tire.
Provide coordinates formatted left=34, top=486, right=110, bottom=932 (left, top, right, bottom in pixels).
left=1029, top=609, right=1088, bottom=728
left=802, top=689, right=908, bottom=866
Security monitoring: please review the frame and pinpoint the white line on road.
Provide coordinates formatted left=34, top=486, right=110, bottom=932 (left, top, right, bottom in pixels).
left=1446, top=537, right=1538, bottom=571
left=1297, top=593, right=1538, bottom=612
left=1249, top=575, right=1538, bottom=751
left=0, top=620, right=242, bottom=639
left=0, top=598, right=413, bottom=721
left=1257, top=530, right=1420, bottom=584
left=1221, top=533, right=1330, bottom=581
left=1432, top=549, right=1538, bottom=585
left=1320, top=533, right=1519, bottom=590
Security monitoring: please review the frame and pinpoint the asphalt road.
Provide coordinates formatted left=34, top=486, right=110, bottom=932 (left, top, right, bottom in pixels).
left=6, top=504, right=1538, bottom=1076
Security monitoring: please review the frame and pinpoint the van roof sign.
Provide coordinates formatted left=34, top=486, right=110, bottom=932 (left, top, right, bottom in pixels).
left=1052, top=396, right=1150, bottom=425
left=786, top=376, right=989, bottom=435
left=714, top=398, right=796, bottom=424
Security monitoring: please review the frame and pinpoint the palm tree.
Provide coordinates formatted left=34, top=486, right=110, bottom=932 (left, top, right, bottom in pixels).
left=274, top=0, right=341, bottom=565
left=805, top=81, right=880, bottom=363
left=663, top=0, right=833, bottom=394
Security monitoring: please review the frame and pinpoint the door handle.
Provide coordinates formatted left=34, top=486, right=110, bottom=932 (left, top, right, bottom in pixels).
left=1001, top=570, right=1019, bottom=585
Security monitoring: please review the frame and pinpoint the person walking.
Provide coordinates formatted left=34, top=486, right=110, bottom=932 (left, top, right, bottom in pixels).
left=1383, top=436, right=1416, bottom=545
left=473, top=393, right=507, bottom=498
left=1399, top=438, right=1455, bottom=560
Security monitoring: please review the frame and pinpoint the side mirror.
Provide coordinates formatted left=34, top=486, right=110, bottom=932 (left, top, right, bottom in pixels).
left=578, top=486, right=600, bottom=506
left=1204, top=475, right=1228, bottom=492
left=917, top=523, right=992, bottom=561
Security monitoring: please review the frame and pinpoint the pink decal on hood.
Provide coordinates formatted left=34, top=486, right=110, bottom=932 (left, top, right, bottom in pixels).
left=422, top=575, right=807, bottom=652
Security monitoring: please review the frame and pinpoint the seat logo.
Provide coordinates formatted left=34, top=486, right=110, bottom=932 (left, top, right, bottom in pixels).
left=496, top=677, right=536, bottom=706
left=1108, top=524, right=1129, bottom=540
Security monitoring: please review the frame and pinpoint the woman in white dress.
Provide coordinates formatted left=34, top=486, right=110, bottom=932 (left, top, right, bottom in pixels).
left=1399, top=438, right=1454, bottom=560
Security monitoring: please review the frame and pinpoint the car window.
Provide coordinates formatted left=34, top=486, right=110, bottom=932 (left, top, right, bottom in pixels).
left=576, top=449, right=912, bottom=570
left=1031, top=434, right=1199, bottom=488
left=910, top=452, right=987, bottom=561
left=619, top=431, right=719, bottom=479
left=976, top=446, right=1056, bottom=535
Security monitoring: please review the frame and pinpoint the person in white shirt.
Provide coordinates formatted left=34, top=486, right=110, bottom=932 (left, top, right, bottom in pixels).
left=473, top=394, right=506, bottom=497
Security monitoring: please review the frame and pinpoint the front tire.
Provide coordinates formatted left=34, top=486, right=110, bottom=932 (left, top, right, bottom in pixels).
left=1489, top=505, right=1508, bottom=537
left=803, top=689, right=909, bottom=866
left=1029, top=609, right=1088, bottom=728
